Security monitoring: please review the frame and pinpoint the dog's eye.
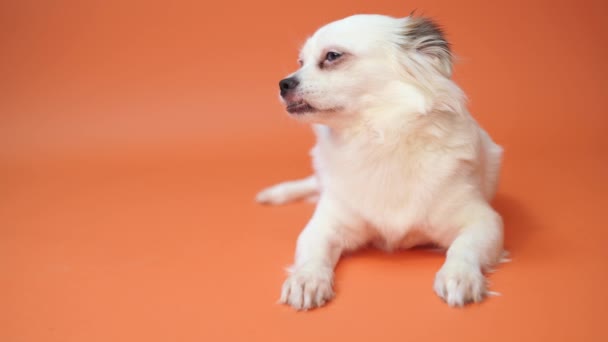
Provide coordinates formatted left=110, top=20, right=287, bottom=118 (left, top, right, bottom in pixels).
left=325, top=51, right=342, bottom=62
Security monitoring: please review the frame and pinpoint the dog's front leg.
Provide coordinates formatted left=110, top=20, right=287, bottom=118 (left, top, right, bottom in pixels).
left=279, top=196, right=361, bottom=310
left=433, top=203, right=504, bottom=306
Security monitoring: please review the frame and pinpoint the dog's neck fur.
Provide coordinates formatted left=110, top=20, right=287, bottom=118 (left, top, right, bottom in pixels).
left=320, top=78, right=470, bottom=149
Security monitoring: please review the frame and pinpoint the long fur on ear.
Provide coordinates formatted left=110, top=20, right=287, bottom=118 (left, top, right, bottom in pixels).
left=401, top=15, right=453, bottom=78
left=394, top=15, right=465, bottom=115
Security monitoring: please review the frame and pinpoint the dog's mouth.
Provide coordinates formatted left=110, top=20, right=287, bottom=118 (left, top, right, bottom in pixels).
left=286, top=100, right=316, bottom=114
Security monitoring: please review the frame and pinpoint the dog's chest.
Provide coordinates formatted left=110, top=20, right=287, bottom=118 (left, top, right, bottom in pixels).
left=312, top=133, right=453, bottom=236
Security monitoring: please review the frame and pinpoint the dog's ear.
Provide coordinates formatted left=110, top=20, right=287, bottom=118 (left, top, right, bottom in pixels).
left=401, top=15, right=452, bottom=78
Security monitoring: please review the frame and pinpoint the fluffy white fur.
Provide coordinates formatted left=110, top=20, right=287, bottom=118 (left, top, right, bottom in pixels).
left=257, top=13, right=505, bottom=310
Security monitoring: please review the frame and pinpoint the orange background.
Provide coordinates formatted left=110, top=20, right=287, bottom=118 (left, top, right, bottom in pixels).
left=2, top=0, right=608, bottom=341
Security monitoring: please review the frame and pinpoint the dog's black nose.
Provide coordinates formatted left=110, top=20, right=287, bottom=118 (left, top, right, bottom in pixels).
left=279, top=77, right=299, bottom=96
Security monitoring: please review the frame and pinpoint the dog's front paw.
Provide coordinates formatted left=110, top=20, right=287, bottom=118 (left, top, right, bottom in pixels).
left=434, top=261, right=486, bottom=307
left=279, top=264, right=334, bottom=311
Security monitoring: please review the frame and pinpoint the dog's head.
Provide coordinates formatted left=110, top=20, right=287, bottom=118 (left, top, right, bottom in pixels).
left=279, top=14, right=457, bottom=125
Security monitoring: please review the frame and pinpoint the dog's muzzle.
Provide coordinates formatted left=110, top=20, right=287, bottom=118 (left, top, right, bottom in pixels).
left=279, top=76, right=315, bottom=114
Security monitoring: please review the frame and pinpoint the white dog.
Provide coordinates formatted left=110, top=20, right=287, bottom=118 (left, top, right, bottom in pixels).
left=257, top=13, right=505, bottom=310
